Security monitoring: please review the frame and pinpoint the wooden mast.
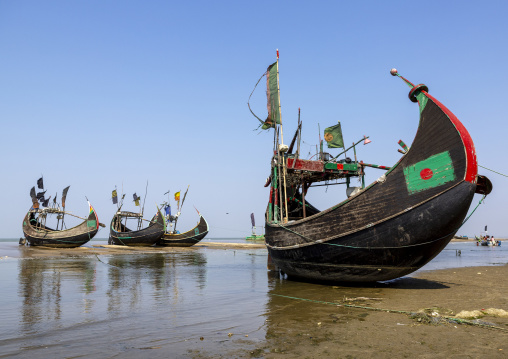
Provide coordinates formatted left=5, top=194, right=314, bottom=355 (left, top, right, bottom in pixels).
left=276, top=49, right=289, bottom=223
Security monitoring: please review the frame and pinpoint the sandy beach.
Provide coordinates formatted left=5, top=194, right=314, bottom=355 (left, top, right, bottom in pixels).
left=240, top=264, right=508, bottom=359
left=3, top=241, right=266, bottom=259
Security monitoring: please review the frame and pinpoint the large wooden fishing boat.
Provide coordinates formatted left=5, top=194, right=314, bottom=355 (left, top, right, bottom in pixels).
left=22, top=181, right=101, bottom=248
left=249, top=54, right=492, bottom=283
left=109, top=208, right=165, bottom=246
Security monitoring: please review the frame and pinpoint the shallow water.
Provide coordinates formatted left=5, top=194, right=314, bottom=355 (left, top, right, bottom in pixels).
left=0, top=239, right=506, bottom=358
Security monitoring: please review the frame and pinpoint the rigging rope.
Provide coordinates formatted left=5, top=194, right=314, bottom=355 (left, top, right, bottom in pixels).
left=478, top=165, right=508, bottom=178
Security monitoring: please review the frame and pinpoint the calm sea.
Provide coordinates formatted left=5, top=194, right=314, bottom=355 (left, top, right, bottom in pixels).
left=0, top=239, right=506, bottom=358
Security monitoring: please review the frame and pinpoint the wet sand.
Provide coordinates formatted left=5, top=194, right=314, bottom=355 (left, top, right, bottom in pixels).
left=239, top=264, right=508, bottom=359
left=3, top=241, right=265, bottom=259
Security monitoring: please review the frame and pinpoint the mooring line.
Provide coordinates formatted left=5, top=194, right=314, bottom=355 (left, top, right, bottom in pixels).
left=478, top=165, right=508, bottom=178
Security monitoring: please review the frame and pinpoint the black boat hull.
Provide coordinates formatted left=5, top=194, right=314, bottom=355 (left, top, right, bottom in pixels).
left=157, top=215, right=209, bottom=247
left=22, top=204, right=100, bottom=248
left=109, top=209, right=165, bottom=246
left=267, top=181, right=475, bottom=282
left=24, top=231, right=97, bottom=248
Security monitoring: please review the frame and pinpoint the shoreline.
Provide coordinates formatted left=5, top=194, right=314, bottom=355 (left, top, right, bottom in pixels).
left=1, top=238, right=503, bottom=260
left=0, top=241, right=266, bottom=259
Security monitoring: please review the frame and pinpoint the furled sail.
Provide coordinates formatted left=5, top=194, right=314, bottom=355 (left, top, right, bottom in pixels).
left=248, top=59, right=282, bottom=130
left=251, top=213, right=255, bottom=228
left=180, top=186, right=189, bottom=209
left=263, top=62, right=281, bottom=129
left=30, top=186, right=39, bottom=209
left=62, top=186, right=70, bottom=208
left=37, top=177, right=44, bottom=189
left=36, top=190, right=46, bottom=202
left=42, top=196, right=51, bottom=208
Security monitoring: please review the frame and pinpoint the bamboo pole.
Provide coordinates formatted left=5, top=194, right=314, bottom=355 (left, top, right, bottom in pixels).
left=60, top=206, right=65, bottom=230
left=302, top=174, right=306, bottom=219
left=276, top=128, right=283, bottom=223
left=328, top=136, right=370, bottom=162
left=275, top=50, right=289, bottom=223
left=296, top=109, right=301, bottom=159
left=140, top=181, right=148, bottom=230
left=276, top=50, right=284, bottom=145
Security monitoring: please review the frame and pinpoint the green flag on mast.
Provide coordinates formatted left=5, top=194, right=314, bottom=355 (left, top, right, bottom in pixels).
left=324, top=122, right=344, bottom=148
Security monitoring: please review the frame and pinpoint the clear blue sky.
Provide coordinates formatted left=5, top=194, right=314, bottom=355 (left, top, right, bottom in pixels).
left=1, top=1, right=507, bottom=238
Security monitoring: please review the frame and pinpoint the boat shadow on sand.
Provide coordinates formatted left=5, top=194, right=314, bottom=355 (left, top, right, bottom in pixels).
left=268, top=269, right=450, bottom=290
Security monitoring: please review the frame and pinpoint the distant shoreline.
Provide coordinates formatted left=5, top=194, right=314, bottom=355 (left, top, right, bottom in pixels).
left=451, top=237, right=505, bottom=242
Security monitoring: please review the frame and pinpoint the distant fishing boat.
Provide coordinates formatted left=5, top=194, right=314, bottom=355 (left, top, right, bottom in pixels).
left=157, top=187, right=209, bottom=247
left=248, top=53, right=492, bottom=283
left=246, top=213, right=264, bottom=241
left=22, top=178, right=102, bottom=248
left=108, top=188, right=165, bottom=246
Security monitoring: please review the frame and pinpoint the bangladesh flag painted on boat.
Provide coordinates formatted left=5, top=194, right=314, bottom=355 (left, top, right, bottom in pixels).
left=403, top=151, right=456, bottom=194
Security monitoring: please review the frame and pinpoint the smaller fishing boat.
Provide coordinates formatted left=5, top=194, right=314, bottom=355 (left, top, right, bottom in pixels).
left=246, top=213, right=264, bottom=241
left=477, top=236, right=501, bottom=247
left=157, top=187, right=209, bottom=247
left=22, top=179, right=102, bottom=248
left=108, top=188, right=165, bottom=246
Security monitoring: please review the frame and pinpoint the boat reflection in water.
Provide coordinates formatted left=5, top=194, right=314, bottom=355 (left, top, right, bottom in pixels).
left=5, top=246, right=270, bottom=358
left=18, top=257, right=98, bottom=334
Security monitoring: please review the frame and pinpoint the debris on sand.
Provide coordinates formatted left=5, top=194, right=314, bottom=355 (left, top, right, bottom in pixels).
left=456, top=308, right=508, bottom=319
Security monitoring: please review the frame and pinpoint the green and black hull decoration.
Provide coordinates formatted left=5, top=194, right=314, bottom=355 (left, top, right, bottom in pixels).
left=22, top=202, right=100, bottom=248
left=157, top=214, right=209, bottom=247
left=259, top=67, right=491, bottom=283
left=109, top=208, right=165, bottom=247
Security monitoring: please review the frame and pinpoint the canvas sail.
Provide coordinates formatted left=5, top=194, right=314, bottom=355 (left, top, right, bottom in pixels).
left=248, top=60, right=282, bottom=130
left=263, top=62, right=281, bottom=129
left=62, top=186, right=70, bottom=207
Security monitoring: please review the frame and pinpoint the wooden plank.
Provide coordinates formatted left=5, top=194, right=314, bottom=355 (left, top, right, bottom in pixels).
left=287, top=158, right=324, bottom=172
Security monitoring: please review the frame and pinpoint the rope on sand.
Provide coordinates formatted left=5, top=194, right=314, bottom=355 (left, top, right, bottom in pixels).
left=270, top=293, right=508, bottom=332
